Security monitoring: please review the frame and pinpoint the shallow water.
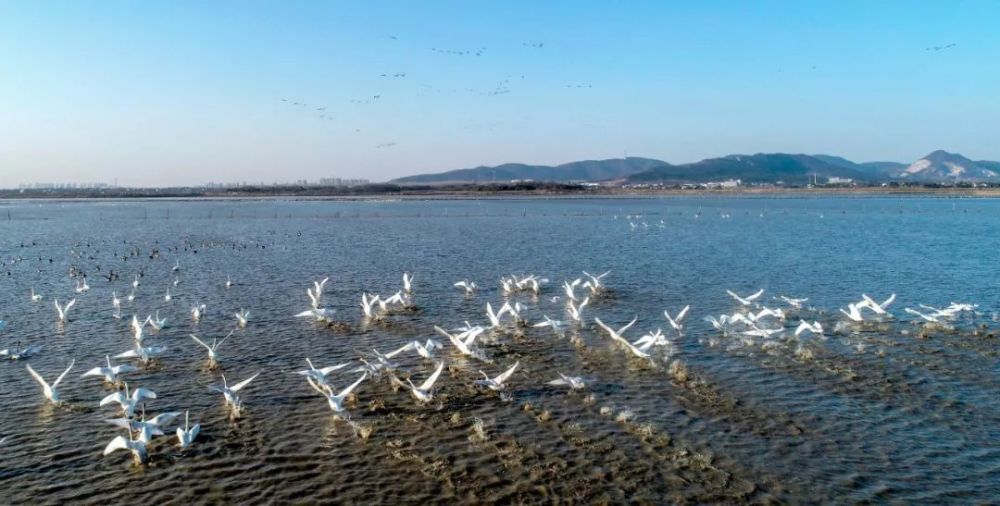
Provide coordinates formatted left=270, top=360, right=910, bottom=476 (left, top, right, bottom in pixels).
left=0, top=196, right=998, bottom=504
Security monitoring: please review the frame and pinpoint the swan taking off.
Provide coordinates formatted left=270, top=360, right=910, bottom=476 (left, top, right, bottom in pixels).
left=403, top=361, right=445, bottom=403
left=402, top=272, right=414, bottom=293
left=794, top=320, right=823, bottom=337
left=307, top=373, right=367, bottom=413
left=663, top=305, right=690, bottom=332
left=840, top=303, right=865, bottom=323
left=581, top=270, right=611, bottom=296
left=82, top=355, right=137, bottom=385
left=307, top=277, right=329, bottom=309
left=26, top=359, right=75, bottom=405
left=726, top=289, right=764, bottom=307
left=860, top=293, right=896, bottom=316
left=106, top=411, right=180, bottom=443
left=454, top=280, right=477, bottom=295
left=563, top=278, right=582, bottom=301
left=435, top=325, right=483, bottom=357
left=548, top=373, right=586, bottom=391
left=209, top=372, right=260, bottom=414
left=296, top=358, right=350, bottom=387
left=407, top=339, right=444, bottom=359
left=295, top=307, right=336, bottom=323
left=1, top=344, right=42, bottom=361
left=475, top=361, right=520, bottom=391
left=533, top=315, right=566, bottom=337
left=567, top=297, right=589, bottom=323
left=103, top=432, right=148, bottom=464
left=595, top=317, right=650, bottom=358
left=54, top=298, right=76, bottom=323
left=778, top=296, right=808, bottom=308
left=100, top=382, right=157, bottom=417
left=115, top=344, right=166, bottom=365
left=176, top=410, right=200, bottom=449
left=191, top=303, right=206, bottom=322
left=234, top=309, right=249, bottom=328
left=190, top=332, right=232, bottom=367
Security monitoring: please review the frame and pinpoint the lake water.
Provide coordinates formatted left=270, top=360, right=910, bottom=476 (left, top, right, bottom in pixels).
left=0, top=196, right=998, bottom=504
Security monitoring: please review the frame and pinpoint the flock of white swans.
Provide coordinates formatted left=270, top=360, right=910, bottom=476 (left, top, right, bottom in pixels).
left=0, top=262, right=982, bottom=466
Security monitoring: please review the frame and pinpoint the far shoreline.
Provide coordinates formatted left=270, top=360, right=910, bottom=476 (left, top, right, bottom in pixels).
left=3, top=185, right=1000, bottom=203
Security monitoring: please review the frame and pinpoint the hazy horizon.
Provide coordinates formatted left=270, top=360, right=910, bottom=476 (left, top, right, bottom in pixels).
left=2, top=1, right=999, bottom=187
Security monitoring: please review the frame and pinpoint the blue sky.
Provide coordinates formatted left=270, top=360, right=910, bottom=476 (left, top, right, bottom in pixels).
left=1, top=1, right=998, bottom=186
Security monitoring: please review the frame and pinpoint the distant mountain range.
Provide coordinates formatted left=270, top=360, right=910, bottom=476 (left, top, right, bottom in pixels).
left=391, top=157, right=667, bottom=184
left=390, top=150, right=999, bottom=185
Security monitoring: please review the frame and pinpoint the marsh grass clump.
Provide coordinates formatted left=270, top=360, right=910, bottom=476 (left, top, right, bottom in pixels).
left=468, top=417, right=489, bottom=443
left=668, top=360, right=689, bottom=383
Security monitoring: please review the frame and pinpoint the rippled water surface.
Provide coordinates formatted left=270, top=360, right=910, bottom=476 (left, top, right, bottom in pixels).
left=1, top=196, right=999, bottom=504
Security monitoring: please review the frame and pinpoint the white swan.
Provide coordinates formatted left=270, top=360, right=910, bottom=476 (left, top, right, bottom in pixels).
left=191, top=303, right=206, bottom=322
left=209, top=372, right=260, bottom=412
left=567, top=297, right=589, bottom=322
left=306, top=373, right=367, bottom=413
left=563, top=278, right=582, bottom=301
left=408, top=339, right=443, bottom=359
left=840, top=303, right=865, bottom=323
left=726, top=289, right=764, bottom=306
left=307, top=277, right=329, bottom=309
left=434, top=325, right=483, bottom=357
left=30, top=288, right=42, bottom=302
left=176, top=410, right=200, bottom=449
left=100, top=382, right=157, bottom=417
left=82, top=355, right=137, bottom=385
left=163, top=288, right=171, bottom=302
left=149, top=310, right=166, bottom=330
left=295, top=307, right=336, bottom=322
left=106, top=411, right=179, bottom=443
left=533, top=315, right=566, bottom=336
left=475, top=361, right=520, bottom=391
left=594, top=316, right=638, bottom=342
left=115, top=344, right=167, bottom=364
left=190, top=332, right=232, bottom=367
left=54, top=298, right=76, bottom=323
left=403, top=361, right=445, bottom=403
left=581, top=270, right=611, bottom=295
left=794, top=320, right=823, bottom=337
left=547, top=373, right=586, bottom=390
left=403, top=272, right=414, bottom=293
left=778, top=296, right=808, bottom=308
left=26, top=360, right=75, bottom=405
left=595, top=317, right=649, bottom=358
left=296, top=358, right=350, bottom=386
left=454, top=280, right=477, bottom=294
left=1, top=344, right=42, bottom=361
left=663, top=305, right=690, bottom=331
left=904, top=307, right=939, bottom=323
left=234, top=309, right=249, bottom=328
left=485, top=302, right=505, bottom=329
left=360, top=292, right=380, bottom=319
left=860, top=293, right=896, bottom=316
left=103, top=431, right=148, bottom=464
left=75, top=278, right=90, bottom=293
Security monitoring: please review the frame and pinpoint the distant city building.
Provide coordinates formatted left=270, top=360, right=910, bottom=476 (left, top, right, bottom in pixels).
left=704, top=179, right=741, bottom=189
left=318, top=177, right=370, bottom=186
left=826, top=177, right=854, bottom=185
left=18, top=182, right=112, bottom=190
